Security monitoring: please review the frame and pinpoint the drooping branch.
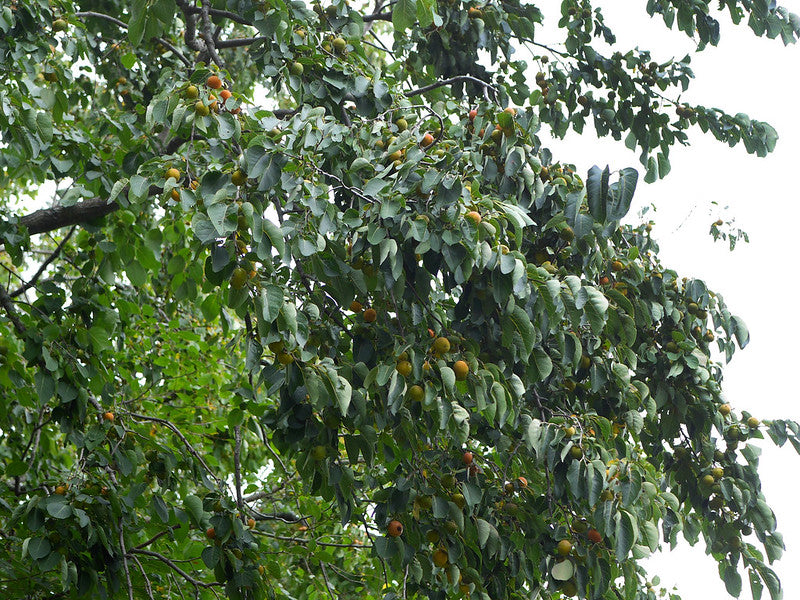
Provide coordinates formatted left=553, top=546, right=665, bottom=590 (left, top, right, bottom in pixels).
left=129, top=549, right=222, bottom=591
left=74, top=12, right=191, bottom=67
left=405, top=75, right=499, bottom=98
left=10, top=226, right=76, bottom=298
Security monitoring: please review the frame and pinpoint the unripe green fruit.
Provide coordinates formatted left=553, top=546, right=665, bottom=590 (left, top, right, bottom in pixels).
left=289, top=61, right=304, bottom=76
left=231, top=267, right=248, bottom=289
left=185, top=85, right=199, bottom=99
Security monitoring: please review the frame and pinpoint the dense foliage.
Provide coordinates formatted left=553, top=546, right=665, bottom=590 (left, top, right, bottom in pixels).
left=2, top=1, right=800, bottom=599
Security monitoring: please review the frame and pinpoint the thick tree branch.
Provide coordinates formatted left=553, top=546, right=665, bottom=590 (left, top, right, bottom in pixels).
left=177, top=3, right=251, bottom=26
left=17, top=198, right=119, bottom=236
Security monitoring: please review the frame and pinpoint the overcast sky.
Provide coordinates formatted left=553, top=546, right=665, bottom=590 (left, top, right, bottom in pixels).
left=540, top=3, right=800, bottom=598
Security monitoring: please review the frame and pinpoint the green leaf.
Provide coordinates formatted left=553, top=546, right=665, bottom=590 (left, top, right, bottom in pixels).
left=128, top=0, right=147, bottom=45
left=392, top=0, right=417, bottom=31
left=586, top=165, right=610, bottom=222
left=27, top=537, right=51, bottom=560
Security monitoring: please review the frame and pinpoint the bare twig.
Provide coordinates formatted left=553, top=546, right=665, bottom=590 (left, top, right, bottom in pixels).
left=233, top=424, right=244, bottom=518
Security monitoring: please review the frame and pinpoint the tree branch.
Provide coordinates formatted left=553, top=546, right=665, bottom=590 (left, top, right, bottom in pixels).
left=130, top=549, right=222, bottom=590
left=0, top=281, right=26, bottom=335
left=11, top=226, right=76, bottom=298
left=363, top=11, right=392, bottom=22
left=17, top=198, right=119, bottom=236
left=405, top=75, right=498, bottom=98
left=215, top=36, right=266, bottom=49
left=129, top=413, right=223, bottom=487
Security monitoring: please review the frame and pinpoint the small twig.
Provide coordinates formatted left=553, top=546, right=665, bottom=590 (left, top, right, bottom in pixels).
left=75, top=10, right=126, bottom=27
left=11, top=226, right=76, bottom=298
left=134, top=525, right=182, bottom=550
left=153, top=37, right=193, bottom=68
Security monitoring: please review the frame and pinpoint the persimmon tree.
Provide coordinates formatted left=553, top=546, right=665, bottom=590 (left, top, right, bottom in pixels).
left=2, top=1, right=800, bottom=599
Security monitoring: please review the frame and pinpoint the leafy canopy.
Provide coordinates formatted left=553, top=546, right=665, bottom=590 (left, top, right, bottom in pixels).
left=1, top=1, right=800, bottom=600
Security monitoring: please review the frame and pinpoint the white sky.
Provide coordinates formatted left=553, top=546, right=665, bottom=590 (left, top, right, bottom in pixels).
left=542, top=3, right=800, bottom=598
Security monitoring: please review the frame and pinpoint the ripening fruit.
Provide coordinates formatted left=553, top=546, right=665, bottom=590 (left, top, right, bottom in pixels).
left=517, top=476, right=528, bottom=488
left=462, top=451, right=474, bottom=465
left=719, top=404, right=731, bottom=416
left=421, top=133, right=434, bottom=147
left=453, top=360, right=469, bottom=380
left=55, top=485, right=68, bottom=495
left=747, top=416, right=760, bottom=429
left=395, top=118, right=408, bottom=132
left=700, top=474, right=715, bottom=487
left=468, top=7, right=483, bottom=18
left=247, top=518, right=256, bottom=528
left=387, top=520, right=404, bottom=537
left=396, top=360, right=413, bottom=377
left=185, top=85, right=199, bottom=99
left=103, top=412, right=115, bottom=422
left=206, top=527, right=216, bottom=540
left=206, top=75, right=222, bottom=89
left=611, top=260, right=624, bottom=272
left=587, top=529, right=602, bottom=544
left=711, top=467, right=724, bottom=480
left=231, top=267, right=248, bottom=289
left=363, top=308, right=377, bottom=322
left=195, top=101, right=210, bottom=116
left=170, top=189, right=180, bottom=201
left=564, top=426, right=576, bottom=438
left=350, top=300, right=363, bottom=313
left=332, top=37, right=347, bottom=53
left=231, top=170, right=247, bottom=186
left=433, top=336, right=451, bottom=354
left=276, top=352, right=294, bottom=365
left=432, top=549, right=449, bottom=567
left=408, top=385, right=424, bottom=402
left=469, top=108, right=477, bottom=121
left=165, top=167, right=181, bottom=181
left=465, top=211, right=482, bottom=224
left=289, top=61, right=304, bottom=76
left=557, top=539, right=572, bottom=556
left=220, top=89, right=232, bottom=103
